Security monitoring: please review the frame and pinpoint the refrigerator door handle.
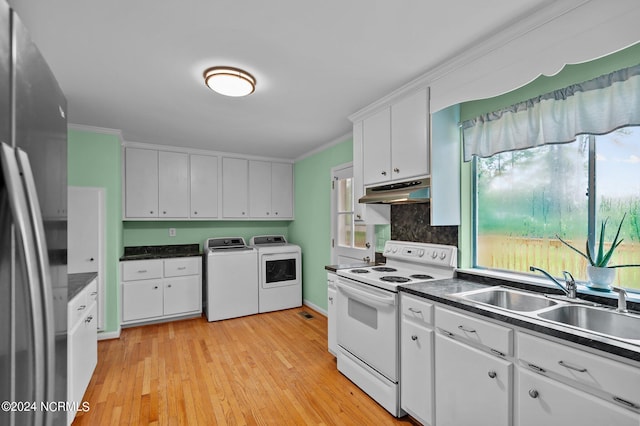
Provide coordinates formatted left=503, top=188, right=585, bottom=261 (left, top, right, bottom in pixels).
left=16, top=148, right=56, bottom=411
left=0, top=142, right=46, bottom=422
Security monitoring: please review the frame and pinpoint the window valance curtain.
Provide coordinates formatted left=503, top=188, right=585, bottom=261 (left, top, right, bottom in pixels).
left=461, top=64, right=640, bottom=162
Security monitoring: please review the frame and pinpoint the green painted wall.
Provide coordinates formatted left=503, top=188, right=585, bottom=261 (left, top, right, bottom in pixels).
left=67, top=129, right=122, bottom=334
left=122, top=221, right=290, bottom=248
left=458, top=42, right=640, bottom=268
left=288, top=139, right=353, bottom=311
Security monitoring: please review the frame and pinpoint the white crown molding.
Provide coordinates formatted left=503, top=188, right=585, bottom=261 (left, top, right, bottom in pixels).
left=348, top=0, right=590, bottom=122
left=68, top=123, right=124, bottom=140
left=295, top=131, right=353, bottom=162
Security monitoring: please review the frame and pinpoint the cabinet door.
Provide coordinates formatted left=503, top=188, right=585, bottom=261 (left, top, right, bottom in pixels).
left=122, top=279, right=163, bottom=322
left=362, top=107, right=391, bottom=186
left=391, top=88, right=429, bottom=181
left=271, top=162, right=293, bottom=218
left=249, top=160, right=272, bottom=218
left=125, top=148, right=158, bottom=217
left=68, top=187, right=99, bottom=273
left=517, top=369, right=638, bottom=426
left=163, top=275, right=201, bottom=316
left=222, top=157, right=249, bottom=218
left=158, top=151, right=188, bottom=218
left=401, top=318, right=434, bottom=426
left=327, top=275, right=337, bottom=355
left=190, top=154, right=218, bottom=218
left=435, top=334, right=512, bottom=426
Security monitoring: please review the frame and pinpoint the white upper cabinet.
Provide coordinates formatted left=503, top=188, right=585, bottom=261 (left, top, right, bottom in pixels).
left=249, top=160, right=294, bottom=219
left=158, top=151, right=188, bottom=218
left=362, top=107, right=391, bottom=186
left=362, top=87, right=429, bottom=187
left=222, top=157, right=249, bottom=218
left=124, top=147, right=159, bottom=218
left=390, top=87, right=429, bottom=181
left=270, top=162, right=293, bottom=218
left=189, top=154, right=218, bottom=219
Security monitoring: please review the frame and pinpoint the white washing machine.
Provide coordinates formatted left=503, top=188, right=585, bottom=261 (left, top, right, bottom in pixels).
left=249, top=235, right=302, bottom=313
left=205, top=237, right=258, bottom=321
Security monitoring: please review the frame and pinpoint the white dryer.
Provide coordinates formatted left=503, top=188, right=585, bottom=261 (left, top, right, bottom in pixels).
left=249, top=235, right=302, bottom=313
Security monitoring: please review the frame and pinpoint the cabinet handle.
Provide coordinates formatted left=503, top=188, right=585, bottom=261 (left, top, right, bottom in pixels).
left=408, top=307, right=422, bottom=314
left=393, top=167, right=400, bottom=173
left=411, top=335, right=418, bottom=341
left=328, top=297, right=333, bottom=303
left=488, top=371, right=497, bottom=379
left=77, top=305, right=86, bottom=311
left=242, top=211, right=245, bottom=215
left=85, top=315, right=93, bottom=323
left=194, top=211, right=198, bottom=215
left=558, top=360, right=587, bottom=373
left=527, top=363, right=546, bottom=373
left=356, top=214, right=361, bottom=219
left=266, top=212, right=270, bottom=215
left=490, top=348, right=506, bottom=357
left=458, top=325, right=476, bottom=333
left=275, top=212, right=278, bottom=215
left=613, top=396, right=639, bottom=409
left=528, top=389, right=539, bottom=399
left=381, top=171, right=387, bottom=176
left=90, top=291, right=97, bottom=296
left=138, top=269, right=148, bottom=273
left=167, top=284, right=172, bottom=288
left=177, top=267, right=186, bottom=270
left=153, top=286, right=159, bottom=289
left=150, top=211, right=154, bottom=214
left=89, top=257, right=94, bottom=262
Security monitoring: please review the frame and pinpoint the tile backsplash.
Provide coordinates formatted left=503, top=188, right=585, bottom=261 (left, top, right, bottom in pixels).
left=390, top=203, right=458, bottom=246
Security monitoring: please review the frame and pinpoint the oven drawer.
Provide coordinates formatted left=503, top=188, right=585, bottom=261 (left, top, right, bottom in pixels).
left=435, top=306, right=513, bottom=356
left=401, top=293, right=433, bottom=326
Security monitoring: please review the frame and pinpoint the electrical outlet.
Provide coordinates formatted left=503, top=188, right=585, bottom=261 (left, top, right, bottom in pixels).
left=169, top=228, right=176, bottom=237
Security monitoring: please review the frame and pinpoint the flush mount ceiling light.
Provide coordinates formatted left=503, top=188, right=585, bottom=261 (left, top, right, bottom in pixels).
left=203, top=66, right=256, bottom=97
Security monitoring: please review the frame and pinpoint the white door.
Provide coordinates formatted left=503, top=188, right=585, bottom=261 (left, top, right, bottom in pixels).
left=124, top=147, right=158, bottom=217
left=222, top=157, right=249, bottom=218
left=331, top=163, right=374, bottom=264
left=271, top=162, right=293, bottom=218
left=391, top=88, right=429, bottom=181
left=362, top=107, right=391, bottom=186
left=158, top=151, right=189, bottom=218
left=190, top=154, right=218, bottom=218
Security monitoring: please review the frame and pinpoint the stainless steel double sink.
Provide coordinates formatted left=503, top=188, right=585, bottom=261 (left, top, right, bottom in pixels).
left=451, top=286, right=640, bottom=343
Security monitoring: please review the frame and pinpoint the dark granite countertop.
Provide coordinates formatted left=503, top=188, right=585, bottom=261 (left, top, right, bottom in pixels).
left=400, top=276, right=640, bottom=363
left=120, top=243, right=202, bottom=261
left=68, top=272, right=98, bottom=302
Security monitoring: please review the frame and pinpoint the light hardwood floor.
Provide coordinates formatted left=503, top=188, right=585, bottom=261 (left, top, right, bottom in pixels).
left=74, top=307, right=420, bottom=425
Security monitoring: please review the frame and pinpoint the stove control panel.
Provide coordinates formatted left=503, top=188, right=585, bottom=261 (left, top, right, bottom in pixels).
left=383, top=240, right=457, bottom=268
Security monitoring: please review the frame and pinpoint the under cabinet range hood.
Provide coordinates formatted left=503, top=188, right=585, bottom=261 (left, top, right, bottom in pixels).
left=358, top=178, right=430, bottom=204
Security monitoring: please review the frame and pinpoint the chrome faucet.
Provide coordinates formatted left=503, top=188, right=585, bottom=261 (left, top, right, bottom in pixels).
left=612, top=287, right=628, bottom=313
left=529, top=266, right=577, bottom=299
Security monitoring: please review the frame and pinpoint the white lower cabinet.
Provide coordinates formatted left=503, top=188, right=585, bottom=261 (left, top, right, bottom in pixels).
left=121, top=257, right=201, bottom=325
left=435, top=334, right=513, bottom=426
left=400, top=294, right=435, bottom=426
left=327, top=272, right=337, bottom=356
left=517, top=368, right=638, bottom=426
left=67, top=278, right=98, bottom=425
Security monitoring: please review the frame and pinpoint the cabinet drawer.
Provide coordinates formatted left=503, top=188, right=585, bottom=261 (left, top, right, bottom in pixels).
left=122, top=259, right=163, bottom=281
left=401, top=294, right=433, bottom=326
left=518, top=332, right=640, bottom=409
left=86, top=278, right=98, bottom=303
left=164, top=257, right=200, bottom=277
left=68, top=291, right=88, bottom=327
left=435, top=307, right=513, bottom=356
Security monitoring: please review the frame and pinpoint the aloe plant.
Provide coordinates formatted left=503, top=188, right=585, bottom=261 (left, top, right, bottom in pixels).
left=557, top=213, right=640, bottom=268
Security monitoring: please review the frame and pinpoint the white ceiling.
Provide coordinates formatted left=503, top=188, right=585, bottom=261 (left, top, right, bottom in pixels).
left=9, top=0, right=554, bottom=159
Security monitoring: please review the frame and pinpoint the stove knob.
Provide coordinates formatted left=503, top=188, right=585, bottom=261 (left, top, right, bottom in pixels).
left=418, top=249, right=425, bottom=257
left=431, top=251, right=438, bottom=259
left=440, top=251, right=447, bottom=260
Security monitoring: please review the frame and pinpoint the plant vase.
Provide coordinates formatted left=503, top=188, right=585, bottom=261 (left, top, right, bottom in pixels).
left=586, top=265, right=615, bottom=290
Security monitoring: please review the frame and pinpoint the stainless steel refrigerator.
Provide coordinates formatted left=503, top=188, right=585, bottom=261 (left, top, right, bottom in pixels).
left=1, top=1, right=68, bottom=425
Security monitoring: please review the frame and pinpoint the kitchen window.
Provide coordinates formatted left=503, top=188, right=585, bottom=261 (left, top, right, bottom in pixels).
left=474, top=127, right=640, bottom=291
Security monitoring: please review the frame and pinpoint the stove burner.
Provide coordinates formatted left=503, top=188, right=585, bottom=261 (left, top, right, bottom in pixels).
left=410, top=274, right=433, bottom=280
left=350, top=269, right=370, bottom=274
left=380, top=276, right=411, bottom=283
left=372, top=266, right=397, bottom=273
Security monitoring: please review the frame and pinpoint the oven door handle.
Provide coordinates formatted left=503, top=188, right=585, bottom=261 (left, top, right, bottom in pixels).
left=337, top=281, right=396, bottom=307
